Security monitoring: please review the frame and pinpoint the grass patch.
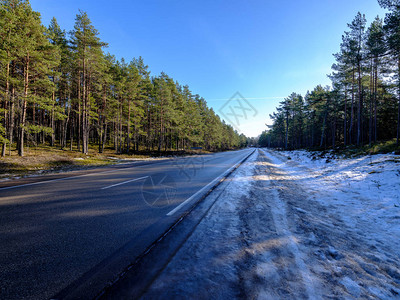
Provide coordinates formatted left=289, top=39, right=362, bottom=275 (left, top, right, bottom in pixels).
left=318, top=139, right=400, bottom=158
left=0, top=143, right=214, bottom=179
left=365, top=139, right=400, bottom=155
left=73, top=157, right=115, bottom=166
left=0, top=144, right=140, bottom=178
left=280, top=139, right=400, bottom=160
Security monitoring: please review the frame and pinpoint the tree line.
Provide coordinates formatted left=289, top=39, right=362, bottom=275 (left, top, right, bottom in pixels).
left=0, top=0, right=247, bottom=157
left=262, top=0, right=400, bottom=149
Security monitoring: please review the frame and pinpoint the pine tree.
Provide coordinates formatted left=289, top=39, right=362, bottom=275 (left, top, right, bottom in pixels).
left=379, top=0, right=400, bottom=145
left=347, top=12, right=367, bottom=145
left=71, top=10, right=107, bottom=154
left=3, top=0, right=60, bottom=156
left=47, top=17, right=70, bottom=148
left=1, top=5, right=244, bottom=156
left=0, top=0, right=17, bottom=155
left=366, top=16, right=385, bottom=144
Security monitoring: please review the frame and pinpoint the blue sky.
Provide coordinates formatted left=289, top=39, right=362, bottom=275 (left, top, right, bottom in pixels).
left=31, top=0, right=387, bottom=137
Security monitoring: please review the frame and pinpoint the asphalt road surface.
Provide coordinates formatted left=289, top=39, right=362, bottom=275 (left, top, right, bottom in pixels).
left=0, top=149, right=253, bottom=300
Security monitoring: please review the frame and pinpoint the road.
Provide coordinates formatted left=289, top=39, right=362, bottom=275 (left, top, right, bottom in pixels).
left=0, top=149, right=253, bottom=300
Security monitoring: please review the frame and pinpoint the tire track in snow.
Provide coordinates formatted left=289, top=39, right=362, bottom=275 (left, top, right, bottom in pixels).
left=259, top=149, right=400, bottom=298
left=267, top=186, right=319, bottom=300
left=260, top=149, right=320, bottom=300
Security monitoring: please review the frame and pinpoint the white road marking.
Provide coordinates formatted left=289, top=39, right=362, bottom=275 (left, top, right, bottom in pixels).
left=0, top=176, right=76, bottom=191
left=1, top=149, right=250, bottom=196
left=166, top=155, right=249, bottom=216
left=101, top=176, right=149, bottom=190
left=0, top=161, right=166, bottom=191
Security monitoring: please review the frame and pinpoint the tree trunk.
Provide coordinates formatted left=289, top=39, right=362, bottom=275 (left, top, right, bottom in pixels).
left=158, top=101, right=163, bottom=152
left=62, top=106, right=70, bottom=150
left=18, top=55, right=30, bottom=156
left=70, top=111, right=74, bottom=151
left=9, top=86, right=15, bottom=156
left=349, top=69, right=355, bottom=145
left=374, top=64, right=378, bottom=143
left=32, top=101, right=36, bottom=143
left=77, top=76, right=81, bottom=152
left=320, top=95, right=330, bottom=148
left=397, top=56, right=400, bottom=146
left=311, top=114, right=314, bottom=147
left=127, top=100, right=131, bottom=153
left=344, top=88, right=348, bottom=146
left=82, top=55, right=87, bottom=154
left=357, top=62, right=362, bottom=146
left=1, top=59, right=10, bottom=157
left=332, top=117, right=336, bottom=147
left=101, top=120, right=107, bottom=154
left=119, top=100, right=123, bottom=153
left=285, top=112, right=289, bottom=149
left=98, top=113, right=103, bottom=153
left=51, top=90, right=55, bottom=146
left=369, top=60, right=373, bottom=146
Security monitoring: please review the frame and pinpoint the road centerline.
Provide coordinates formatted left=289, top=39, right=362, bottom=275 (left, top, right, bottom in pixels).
left=0, top=160, right=172, bottom=191
left=101, top=176, right=149, bottom=190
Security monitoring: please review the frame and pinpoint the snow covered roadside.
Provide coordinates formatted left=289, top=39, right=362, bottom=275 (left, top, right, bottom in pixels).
left=262, top=148, right=400, bottom=298
left=265, top=149, right=400, bottom=255
left=142, top=152, right=258, bottom=299
left=142, top=150, right=321, bottom=299
left=142, top=149, right=400, bottom=299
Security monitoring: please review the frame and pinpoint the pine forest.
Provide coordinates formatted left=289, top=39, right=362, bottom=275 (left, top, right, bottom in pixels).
left=260, top=1, right=400, bottom=152
left=0, top=0, right=247, bottom=158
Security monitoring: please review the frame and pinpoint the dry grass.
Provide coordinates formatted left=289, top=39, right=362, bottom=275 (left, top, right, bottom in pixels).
left=0, top=144, right=211, bottom=179
left=0, top=144, right=153, bottom=179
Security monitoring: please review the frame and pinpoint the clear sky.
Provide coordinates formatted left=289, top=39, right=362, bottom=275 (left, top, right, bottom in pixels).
left=30, top=0, right=387, bottom=137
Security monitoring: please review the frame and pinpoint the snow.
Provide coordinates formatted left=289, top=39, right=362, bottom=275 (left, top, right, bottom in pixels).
left=340, top=276, right=361, bottom=298
left=265, top=149, right=400, bottom=252
left=261, top=148, right=400, bottom=298
left=142, top=149, right=400, bottom=299
left=264, top=182, right=320, bottom=299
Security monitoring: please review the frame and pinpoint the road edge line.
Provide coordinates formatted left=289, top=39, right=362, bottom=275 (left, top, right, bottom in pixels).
left=95, top=149, right=256, bottom=299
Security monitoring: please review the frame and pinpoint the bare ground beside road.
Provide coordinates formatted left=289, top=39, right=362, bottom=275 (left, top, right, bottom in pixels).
left=0, top=145, right=208, bottom=182
left=142, top=149, right=400, bottom=299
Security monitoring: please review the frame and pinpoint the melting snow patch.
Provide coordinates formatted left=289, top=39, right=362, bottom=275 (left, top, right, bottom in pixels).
left=340, top=276, right=361, bottom=297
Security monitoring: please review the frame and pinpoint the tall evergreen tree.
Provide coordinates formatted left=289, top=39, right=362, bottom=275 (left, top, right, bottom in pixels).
left=379, top=0, right=400, bottom=145
left=3, top=0, right=60, bottom=156
left=347, top=12, right=367, bottom=145
left=71, top=10, right=107, bottom=154
left=366, top=16, right=385, bottom=144
left=0, top=0, right=17, bottom=155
